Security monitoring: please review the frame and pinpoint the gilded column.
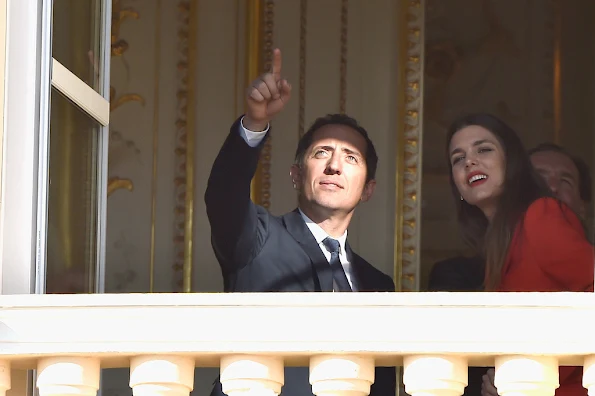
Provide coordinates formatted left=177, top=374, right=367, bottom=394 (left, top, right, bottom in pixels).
left=394, top=0, right=425, bottom=292
left=247, top=0, right=274, bottom=208
left=173, top=0, right=198, bottom=292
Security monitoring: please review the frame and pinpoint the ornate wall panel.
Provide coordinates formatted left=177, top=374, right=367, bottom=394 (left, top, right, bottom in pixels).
left=106, top=0, right=184, bottom=293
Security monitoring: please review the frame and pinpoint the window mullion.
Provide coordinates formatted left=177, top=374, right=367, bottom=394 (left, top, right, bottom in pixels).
left=95, top=0, right=113, bottom=294
left=50, top=59, right=109, bottom=126
left=33, top=0, right=54, bottom=294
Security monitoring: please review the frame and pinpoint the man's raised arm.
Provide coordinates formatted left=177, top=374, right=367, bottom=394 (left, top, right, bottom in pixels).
left=204, top=49, right=292, bottom=270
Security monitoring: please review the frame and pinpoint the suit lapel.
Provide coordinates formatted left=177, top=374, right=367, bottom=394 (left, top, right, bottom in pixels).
left=347, top=245, right=387, bottom=292
left=282, top=209, right=333, bottom=291
left=345, top=242, right=361, bottom=292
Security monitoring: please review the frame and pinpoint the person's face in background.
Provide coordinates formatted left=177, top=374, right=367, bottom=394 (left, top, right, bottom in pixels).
left=530, top=150, right=586, bottom=218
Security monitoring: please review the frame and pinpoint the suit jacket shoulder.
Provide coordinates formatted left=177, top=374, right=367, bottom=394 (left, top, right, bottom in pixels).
left=351, top=251, right=395, bottom=292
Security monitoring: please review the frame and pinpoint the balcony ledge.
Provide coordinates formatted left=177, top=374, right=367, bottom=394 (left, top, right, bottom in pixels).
left=1, top=292, right=594, bottom=369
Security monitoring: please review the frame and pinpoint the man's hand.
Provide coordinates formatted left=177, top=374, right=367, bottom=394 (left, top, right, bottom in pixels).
left=481, top=368, right=498, bottom=396
left=244, top=48, right=291, bottom=131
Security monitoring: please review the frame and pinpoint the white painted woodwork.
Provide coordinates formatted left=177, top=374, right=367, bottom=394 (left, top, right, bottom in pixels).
left=582, top=355, right=595, bottom=395
left=0, top=360, right=9, bottom=396
left=403, top=355, right=467, bottom=396
left=36, top=357, right=100, bottom=396
left=309, top=355, right=375, bottom=396
left=130, top=355, right=195, bottom=396
left=494, top=356, right=559, bottom=396
left=220, top=355, right=284, bottom=396
left=0, top=293, right=593, bottom=395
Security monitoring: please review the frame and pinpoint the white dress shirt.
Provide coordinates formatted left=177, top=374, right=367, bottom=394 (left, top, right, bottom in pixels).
left=239, top=116, right=269, bottom=147
left=298, top=209, right=354, bottom=289
left=238, top=116, right=355, bottom=290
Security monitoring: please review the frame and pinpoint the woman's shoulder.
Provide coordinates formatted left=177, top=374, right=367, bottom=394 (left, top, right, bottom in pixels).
left=526, top=196, right=572, bottom=217
left=522, top=197, right=582, bottom=232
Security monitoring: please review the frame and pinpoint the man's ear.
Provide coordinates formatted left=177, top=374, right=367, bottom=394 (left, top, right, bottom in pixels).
left=360, top=179, right=376, bottom=202
left=290, top=164, right=301, bottom=189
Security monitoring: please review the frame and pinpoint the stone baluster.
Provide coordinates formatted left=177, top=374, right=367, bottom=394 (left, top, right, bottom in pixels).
left=309, top=355, right=375, bottom=396
left=36, top=357, right=100, bottom=396
left=403, top=355, right=467, bottom=396
left=220, top=355, right=284, bottom=396
left=130, top=355, right=195, bottom=396
left=582, top=355, right=595, bottom=395
left=494, top=356, right=559, bottom=396
left=0, top=360, right=10, bottom=396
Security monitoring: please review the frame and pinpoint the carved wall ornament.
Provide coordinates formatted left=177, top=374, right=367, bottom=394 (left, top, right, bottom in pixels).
left=108, top=0, right=145, bottom=198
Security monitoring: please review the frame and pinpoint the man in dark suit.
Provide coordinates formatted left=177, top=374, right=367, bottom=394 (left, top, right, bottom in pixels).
left=205, top=48, right=395, bottom=396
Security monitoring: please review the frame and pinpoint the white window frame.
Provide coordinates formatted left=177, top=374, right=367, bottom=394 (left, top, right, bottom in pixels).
left=0, top=0, right=111, bottom=294
left=51, top=59, right=110, bottom=126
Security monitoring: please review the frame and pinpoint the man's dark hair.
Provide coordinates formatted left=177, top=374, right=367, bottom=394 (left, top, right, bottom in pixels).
left=528, top=143, right=592, bottom=203
left=294, top=114, right=378, bottom=183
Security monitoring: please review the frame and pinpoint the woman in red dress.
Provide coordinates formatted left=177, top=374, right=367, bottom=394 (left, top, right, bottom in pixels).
left=446, top=113, right=594, bottom=396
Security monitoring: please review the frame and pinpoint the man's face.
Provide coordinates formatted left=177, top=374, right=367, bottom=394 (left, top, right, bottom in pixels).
left=530, top=150, right=585, bottom=217
left=290, top=124, right=375, bottom=214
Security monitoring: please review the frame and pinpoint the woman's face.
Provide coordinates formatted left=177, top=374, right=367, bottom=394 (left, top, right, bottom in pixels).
left=449, top=125, right=506, bottom=219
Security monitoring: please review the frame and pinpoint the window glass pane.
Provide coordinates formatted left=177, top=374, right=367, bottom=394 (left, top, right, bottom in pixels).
left=46, top=87, right=100, bottom=294
left=52, top=0, right=102, bottom=92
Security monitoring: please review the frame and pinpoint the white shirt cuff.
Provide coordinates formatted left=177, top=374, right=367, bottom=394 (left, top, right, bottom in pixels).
left=239, top=116, right=269, bottom=147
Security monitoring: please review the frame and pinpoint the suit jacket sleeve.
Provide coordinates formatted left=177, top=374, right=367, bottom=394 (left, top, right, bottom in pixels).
left=521, top=197, right=594, bottom=291
left=205, top=116, right=270, bottom=272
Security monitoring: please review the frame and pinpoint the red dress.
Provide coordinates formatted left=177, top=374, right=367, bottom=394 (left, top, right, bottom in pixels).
left=498, top=197, right=594, bottom=396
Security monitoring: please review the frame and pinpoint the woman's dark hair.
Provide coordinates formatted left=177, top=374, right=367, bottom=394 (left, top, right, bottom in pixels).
left=446, top=113, right=551, bottom=290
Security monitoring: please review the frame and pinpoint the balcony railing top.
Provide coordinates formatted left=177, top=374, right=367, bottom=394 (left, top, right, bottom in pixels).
left=1, top=292, right=594, bottom=370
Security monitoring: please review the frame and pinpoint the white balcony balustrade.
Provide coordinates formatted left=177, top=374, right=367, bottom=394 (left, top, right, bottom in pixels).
left=0, top=293, right=594, bottom=396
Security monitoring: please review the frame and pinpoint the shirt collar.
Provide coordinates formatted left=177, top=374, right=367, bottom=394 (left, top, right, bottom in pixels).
left=298, top=209, right=348, bottom=252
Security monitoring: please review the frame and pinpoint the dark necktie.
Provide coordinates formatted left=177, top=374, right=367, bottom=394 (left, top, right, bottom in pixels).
left=322, top=237, right=352, bottom=292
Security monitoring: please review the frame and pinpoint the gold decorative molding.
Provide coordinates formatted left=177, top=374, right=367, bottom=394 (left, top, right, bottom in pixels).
left=149, top=0, right=163, bottom=293
left=246, top=0, right=262, bottom=204
left=552, top=0, right=561, bottom=143
left=109, top=0, right=144, bottom=198
left=298, top=0, right=307, bottom=137
left=111, top=0, right=139, bottom=56
left=394, top=0, right=424, bottom=292
left=339, top=0, right=348, bottom=114
left=107, top=177, right=133, bottom=196
left=247, top=0, right=274, bottom=208
left=173, top=0, right=198, bottom=292
left=260, top=1, right=274, bottom=208
left=538, top=0, right=556, bottom=142
left=110, top=88, right=144, bottom=112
